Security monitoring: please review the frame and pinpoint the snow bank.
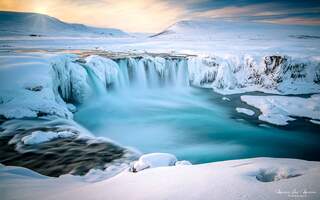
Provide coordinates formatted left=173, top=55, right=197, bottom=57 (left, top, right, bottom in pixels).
left=21, top=130, right=75, bottom=145
left=241, top=94, right=320, bottom=125
left=1, top=157, right=319, bottom=200
left=0, top=53, right=72, bottom=119
left=131, top=153, right=178, bottom=172
left=236, top=107, right=255, bottom=116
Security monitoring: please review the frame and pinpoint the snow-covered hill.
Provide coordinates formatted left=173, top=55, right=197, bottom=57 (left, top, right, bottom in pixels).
left=0, top=11, right=129, bottom=37
left=151, top=19, right=320, bottom=40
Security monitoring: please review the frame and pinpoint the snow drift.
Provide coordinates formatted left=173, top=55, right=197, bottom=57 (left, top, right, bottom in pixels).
left=1, top=157, right=319, bottom=200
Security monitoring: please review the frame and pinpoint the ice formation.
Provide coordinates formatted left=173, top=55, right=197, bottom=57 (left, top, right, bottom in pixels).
left=236, top=107, right=255, bottom=116
left=1, top=52, right=319, bottom=123
left=241, top=94, right=320, bottom=125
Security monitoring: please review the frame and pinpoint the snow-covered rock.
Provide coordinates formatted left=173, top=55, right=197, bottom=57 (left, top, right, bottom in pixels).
left=310, top=119, right=320, bottom=125
left=131, top=153, right=178, bottom=172
left=241, top=94, right=320, bottom=125
left=21, top=130, right=75, bottom=145
left=175, top=160, right=192, bottom=166
left=236, top=107, right=255, bottom=116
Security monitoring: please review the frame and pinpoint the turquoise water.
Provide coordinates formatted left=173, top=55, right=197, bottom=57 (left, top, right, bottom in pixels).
left=74, top=87, right=320, bottom=164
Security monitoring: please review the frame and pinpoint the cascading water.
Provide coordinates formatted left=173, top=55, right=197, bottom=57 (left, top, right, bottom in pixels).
left=82, top=64, right=107, bottom=97
left=87, top=56, right=191, bottom=94
left=49, top=53, right=320, bottom=165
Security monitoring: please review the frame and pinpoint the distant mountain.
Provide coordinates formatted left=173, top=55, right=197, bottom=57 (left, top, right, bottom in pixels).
left=151, top=19, right=320, bottom=39
left=0, top=11, right=129, bottom=37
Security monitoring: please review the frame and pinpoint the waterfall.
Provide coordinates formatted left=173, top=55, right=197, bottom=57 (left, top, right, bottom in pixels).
left=177, top=59, right=189, bottom=87
left=82, top=65, right=107, bottom=97
left=113, top=56, right=189, bottom=91
left=53, top=55, right=191, bottom=103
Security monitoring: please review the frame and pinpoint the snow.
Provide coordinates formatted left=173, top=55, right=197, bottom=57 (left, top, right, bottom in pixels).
left=236, top=107, right=255, bottom=116
left=21, top=130, right=75, bottom=145
left=222, top=97, right=230, bottom=101
left=152, top=20, right=320, bottom=41
left=0, top=11, right=128, bottom=37
left=241, top=94, right=320, bottom=125
left=0, top=53, right=72, bottom=119
left=1, top=157, right=320, bottom=200
left=0, top=15, right=319, bottom=200
left=175, top=160, right=192, bottom=166
left=310, top=119, right=320, bottom=125
left=188, top=55, right=320, bottom=95
left=131, top=153, right=178, bottom=172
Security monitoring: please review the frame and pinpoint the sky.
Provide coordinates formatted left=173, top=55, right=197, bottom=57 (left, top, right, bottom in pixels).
left=0, top=0, right=319, bottom=32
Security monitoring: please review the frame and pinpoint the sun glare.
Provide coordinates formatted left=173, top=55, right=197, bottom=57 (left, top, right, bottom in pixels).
left=34, top=5, right=48, bottom=15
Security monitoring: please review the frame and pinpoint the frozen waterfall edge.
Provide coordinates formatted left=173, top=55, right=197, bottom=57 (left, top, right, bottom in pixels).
left=52, top=53, right=320, bottom=106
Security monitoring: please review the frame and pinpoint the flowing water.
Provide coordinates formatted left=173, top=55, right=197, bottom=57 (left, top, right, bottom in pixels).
left=74, top=86, right=320, bottom=164
left=73, top=56, right=320, bottom=164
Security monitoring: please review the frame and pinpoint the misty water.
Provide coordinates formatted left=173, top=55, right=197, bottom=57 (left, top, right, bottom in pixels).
left=74, top=87, right=320, bottom=164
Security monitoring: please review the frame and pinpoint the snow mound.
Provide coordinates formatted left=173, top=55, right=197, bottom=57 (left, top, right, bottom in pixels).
left=241, top=94, right=320, bottom=125
left=131, top=153, right=178, bottom=172
left=21, top=130, right=75, bottom=145
left=0, top=11, right=128, bottom=37
left=236, top=107, right=255, bottom=116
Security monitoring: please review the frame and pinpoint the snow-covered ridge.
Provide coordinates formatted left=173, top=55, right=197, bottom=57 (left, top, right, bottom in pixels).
left=0, top=11, right=128, bottom=37
left=152, top=19, right=320, bottom=40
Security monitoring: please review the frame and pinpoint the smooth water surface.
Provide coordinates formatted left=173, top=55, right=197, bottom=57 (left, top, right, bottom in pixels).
left=75, top=87, right=320, bottom=163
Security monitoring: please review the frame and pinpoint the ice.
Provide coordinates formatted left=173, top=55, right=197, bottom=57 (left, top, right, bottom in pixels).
left=310, top=119, right=320, bottom=125
left=0, top=53, right=72, bottom=119
left=236, top=107, right=255, bottom=116
left=188, top=55, right=320, bottom=95
left=241, top=94, right=320, bottom=125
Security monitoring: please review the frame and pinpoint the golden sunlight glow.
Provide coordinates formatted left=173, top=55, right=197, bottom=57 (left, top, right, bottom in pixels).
left=0, top=0, right=186, bottom=32
left=1, top=0, right=318, bottom=32
left=33, top=5, right=48, bottom=15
